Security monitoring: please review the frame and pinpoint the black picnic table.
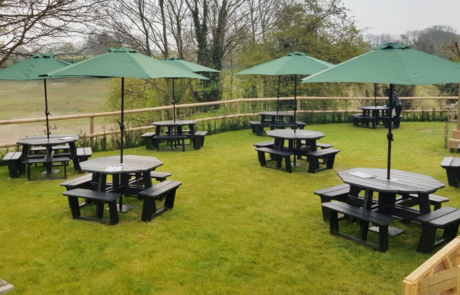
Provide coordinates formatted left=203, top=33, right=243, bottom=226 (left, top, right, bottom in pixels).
left=259, top=111, right=295, bottom=128
left=358, top=106, right=389, bottom=118
left=152, top=120, right=198, bottom=150
left=17, top=135, right=79, bottom=178
left=79, top=155, right=163, bottom=212
left=266, top=129, right=325, bottom=165
left=152, top=120, right=197, bottom=136
left=337, top=168, right=445, bottom=234
left=266, top=129, right=325, bottom=151
left=352, top=106, right=389, bottom=128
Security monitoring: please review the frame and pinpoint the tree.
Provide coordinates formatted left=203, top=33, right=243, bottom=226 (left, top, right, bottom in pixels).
left=236, top=0, right=368, bottom=100
left=0, top=0, right=106, bottom=66
left=59, top=42, right=78, bottom=55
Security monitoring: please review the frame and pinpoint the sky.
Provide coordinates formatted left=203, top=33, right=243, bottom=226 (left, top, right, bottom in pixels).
left=342, top=0, right=460, bottom=36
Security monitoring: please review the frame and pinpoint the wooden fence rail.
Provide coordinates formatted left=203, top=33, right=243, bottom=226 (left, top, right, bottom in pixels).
left=0, top=96, right=456, bottom=149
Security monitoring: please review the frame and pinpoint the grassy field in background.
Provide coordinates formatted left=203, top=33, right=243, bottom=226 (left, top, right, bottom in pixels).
left=0, top=78, right=108, bottom=120
left=0, top=122, right=458, bottom=294
left=0, top=78, right=110, bottom=143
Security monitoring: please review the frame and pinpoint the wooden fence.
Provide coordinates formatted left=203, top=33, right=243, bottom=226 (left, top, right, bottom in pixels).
left=402, top=237, right=460, bottom=295
left=0, top=96, right=456, bottom=148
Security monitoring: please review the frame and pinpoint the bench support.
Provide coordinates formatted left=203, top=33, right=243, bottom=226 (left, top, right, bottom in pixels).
left=140, top=181, right=182, bottom=222
left=329, top=211, right=389, bottom=252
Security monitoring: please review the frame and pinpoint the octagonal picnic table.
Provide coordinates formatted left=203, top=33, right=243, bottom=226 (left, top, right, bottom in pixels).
left=266, top=129, right=326, bottom=166
left=338, top=168, right=445, bottom=236
left=79, top=155, right=163, bottom=212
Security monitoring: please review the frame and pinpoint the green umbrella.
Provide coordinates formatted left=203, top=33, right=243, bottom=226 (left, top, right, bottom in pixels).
left=163, top=57, right=219, bottom=122
left=0, top=53, right=70, bottom=138
left=44, top=47, right=208, bottom=163
left=301, top=42, right=460, bottom=178
left=163, top=57, right=219, bottom=73
left=236, top=52, right=334, bottom=132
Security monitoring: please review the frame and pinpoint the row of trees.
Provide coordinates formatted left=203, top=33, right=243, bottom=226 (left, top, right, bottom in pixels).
left=1, top=0, right=458, bottom=110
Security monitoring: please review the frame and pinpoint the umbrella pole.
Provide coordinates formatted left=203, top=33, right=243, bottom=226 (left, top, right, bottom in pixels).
left=387, top=84, right=394, bottom=179
left=294, top=74, right=297, bottom=134
left=120, top=78, right=125, bottom=164
left=277, top=76, right=280, bottom=113
left=374, top=83, right=377, bottom=107
left=172, top=79, right=176, bottom=122
left=44, top=79, right=50, bottom=139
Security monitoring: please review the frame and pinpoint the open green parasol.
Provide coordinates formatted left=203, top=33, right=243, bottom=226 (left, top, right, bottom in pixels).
left=0, top=53, right=70, bottom=138
left=236, top=52, right=334, bottom=132
left=44, top=48, right=208, bottom=163
left=163, top=57, right=219, bottom=122
left=302, top=42, right=460, bottom=178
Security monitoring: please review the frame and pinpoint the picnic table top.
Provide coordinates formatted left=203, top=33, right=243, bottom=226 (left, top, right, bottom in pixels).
left=265, top=129, right=325, bottom=140
left=16, top=134, right=79, bottom=146
left=337, top=168, right=445, bottom=194
left=259, top=111, right=294, bottom=117
left=79, top=155, right=163, bottom=175
left=152, top=120, right=197, bottom=126
left=358, top=106, right=388, bottom=110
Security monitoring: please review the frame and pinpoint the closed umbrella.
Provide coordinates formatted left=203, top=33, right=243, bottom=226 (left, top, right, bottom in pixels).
left=0, top=54, right=70, bottom=138
left=163, top=57, right=219, bottom=121
left=301, top=42, right=460, bottom=178
left=44, top=47, right=208, bottom=163
left=236, top=52, right=334, bottom=132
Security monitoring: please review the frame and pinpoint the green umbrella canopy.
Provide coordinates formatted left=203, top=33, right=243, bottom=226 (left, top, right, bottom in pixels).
left=43, top=47, right=208, bottom=164
left=300, top=42, right=460, bottom=180
left=236, top=52, right=334, bottom=76
left=0, top=53, right=70, bottom=139
left=301, top=43, right=460, bottom=85
left=236, top=51, right=334, bottom=132
left=163, top=57, right=219, bottom=73
left=44, top=48, right=208, bottom=80
left=0, top=53, right=69, bottom=80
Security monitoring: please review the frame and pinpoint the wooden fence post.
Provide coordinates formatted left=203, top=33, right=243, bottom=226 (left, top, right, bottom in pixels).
left=90, top=117, right=94, bottom=135
left=237, top=101, right=241, bottom=114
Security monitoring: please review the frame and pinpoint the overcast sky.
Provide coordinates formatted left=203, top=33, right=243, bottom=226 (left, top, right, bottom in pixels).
left=342, top=0, right=460, bottom=36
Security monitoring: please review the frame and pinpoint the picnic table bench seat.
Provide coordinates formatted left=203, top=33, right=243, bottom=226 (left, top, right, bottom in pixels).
left=193, top=131, right=208, bottom=150
left=138, top=180, right=182, bottom=221
left=314, top=184, right=379, bottom=222
left=0, top=279, right=14, bottom=294
left=351, top=114, right=379, bottom=128
left=441, top=157, right=460, bottom=187
left=152, top=134, right=187, bottom=152
left=141, top=132, right=156, bottom=150
left=253, top=140, right=276, bottom=148
left=316, top=143, right=333, bottom=149
left=382, top=115, right=404, bottom=128
left=63, top=189, right=121, bottom=225
left=129, top=171, right=171, bottom=182
left=22, top=154, right=71, bottom=181
left=255, top=147, right=294, bottom=173
left=417, top=207, right=460, bottom=253
left=305, top=149, right=340, bottom=173
left=31, top=145, right=70, bottom=154
left=2, top=152, right=24, bottom=178
left=267, top=121, right=307, bottom=130
left=398, top=193, right=450, bottom=211
left=74, top=147, right=92, bottom=171
left=322, top=201, right=394, bottom=252
left=60, top=174, right=94, bottom=190
left=249, top=121, right=265, bottom=136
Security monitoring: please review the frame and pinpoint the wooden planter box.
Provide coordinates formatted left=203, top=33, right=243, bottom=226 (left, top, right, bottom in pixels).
left=402, top=236, right=460, bottom=294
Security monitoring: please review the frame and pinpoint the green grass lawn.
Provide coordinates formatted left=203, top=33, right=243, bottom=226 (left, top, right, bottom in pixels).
left=0, top=122, right=457, bottom=294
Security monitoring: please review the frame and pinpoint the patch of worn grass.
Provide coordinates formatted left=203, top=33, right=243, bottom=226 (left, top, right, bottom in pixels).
left=0, top=122, right=457, bottom=294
